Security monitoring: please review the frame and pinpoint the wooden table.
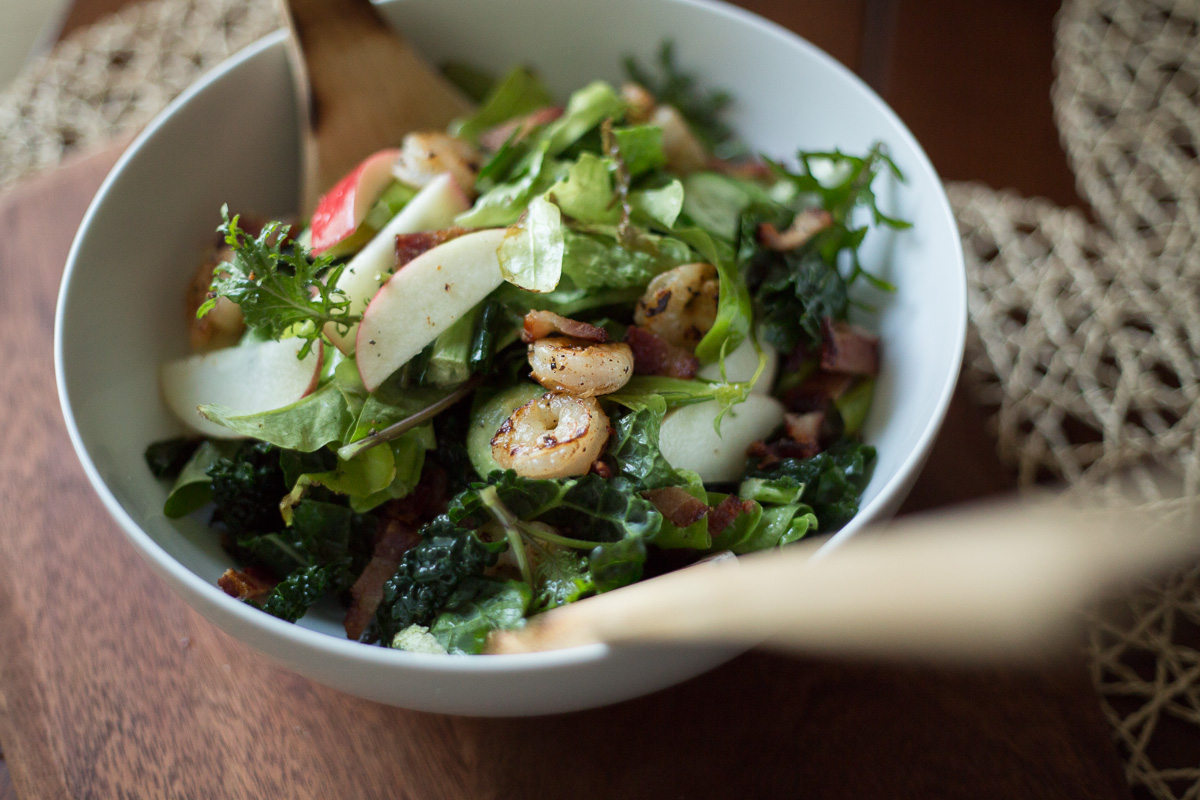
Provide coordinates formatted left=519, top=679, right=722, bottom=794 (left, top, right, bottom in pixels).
left=0, top=1, right=1129, bottom=797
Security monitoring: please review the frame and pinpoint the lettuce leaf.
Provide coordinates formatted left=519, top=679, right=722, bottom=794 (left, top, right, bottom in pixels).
left=497, top=194, right=565, bottom=292
left=453, top=66, right=554, bottom=143
left=559, top=229, right=685, bottom=290
left=539, top=81, right=624, bottom=155
left=198, top=382, right=354, bottom=452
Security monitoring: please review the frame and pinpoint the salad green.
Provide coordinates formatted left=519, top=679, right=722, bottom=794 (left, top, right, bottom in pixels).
left=147, top=45, right=903, bottom=655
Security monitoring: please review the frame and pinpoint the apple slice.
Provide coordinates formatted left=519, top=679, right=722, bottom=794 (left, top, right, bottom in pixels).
left=356, top=228, right=507, bottom=391
left=697, top=338, right=779, bottom=394
left=657, top=394, right=786, bottom=483
left=325, top=172, right=472, bottom=354
left=310, top=149, right=400, bottom=255
left=160, top=339, right=323, bottom=439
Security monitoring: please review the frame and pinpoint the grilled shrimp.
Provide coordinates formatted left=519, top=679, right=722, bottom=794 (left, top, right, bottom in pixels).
left=491, top=393, right=610, bottom=479
left=633, top=262, right=720, bottom=349
left=392, top=131, right=483, bottom=194
left=652, top=105, right=709, bottom=174
left=185, top=246, right=244, bottom=352
left=528, top=337, right=634, bottom=397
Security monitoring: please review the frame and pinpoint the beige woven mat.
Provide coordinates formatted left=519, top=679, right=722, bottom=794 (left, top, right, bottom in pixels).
left=4, top=0, right=1199, bottom=795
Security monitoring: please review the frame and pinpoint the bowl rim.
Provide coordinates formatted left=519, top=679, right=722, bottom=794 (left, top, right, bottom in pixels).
left=54, top=0, right=965, bottom=674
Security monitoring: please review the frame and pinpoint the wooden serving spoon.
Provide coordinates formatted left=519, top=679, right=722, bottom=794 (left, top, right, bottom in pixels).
left=276, top=0, right=475, bottom=214
left=489, top=496, right=1199, bottom=660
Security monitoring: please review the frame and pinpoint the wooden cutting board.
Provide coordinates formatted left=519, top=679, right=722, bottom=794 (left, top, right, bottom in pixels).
left=0, top=145, right=1130, bottom=799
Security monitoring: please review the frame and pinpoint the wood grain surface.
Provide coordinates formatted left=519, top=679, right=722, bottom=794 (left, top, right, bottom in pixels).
left=0, top=0, right=1129, bottom=797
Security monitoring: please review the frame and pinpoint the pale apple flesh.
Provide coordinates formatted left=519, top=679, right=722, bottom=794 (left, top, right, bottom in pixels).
left=696, top=338, right=779, bottom=394
left=356, top=228, right=508, bottom=391
left=160, top=339, right=323, bottom=439
left=309, top=149, right=400, bottom=255
left=325, top=172, right=472, bottom=354
left=657, top=394, right=786, bottom=483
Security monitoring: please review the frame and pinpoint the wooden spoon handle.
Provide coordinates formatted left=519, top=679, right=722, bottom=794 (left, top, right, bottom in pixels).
left=278, top=0, right=474, bottom=212
left=489, top=498, right=1198, bottom=660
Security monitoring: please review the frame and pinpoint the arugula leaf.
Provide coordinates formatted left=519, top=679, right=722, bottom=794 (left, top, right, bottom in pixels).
left=497, top=194, right=565, bottom=292
left=199, top=382, right=354, bottom=452
left=457, top=141, right=559, bottom=227
left=429, top=578, right=531, bottom=655
left=202, top=209, right=356, bottom=358
left=453, top=66, right=554, bottom=143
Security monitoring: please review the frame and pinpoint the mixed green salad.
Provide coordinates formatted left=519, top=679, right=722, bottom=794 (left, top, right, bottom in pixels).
left=146, top=45, right=906, bottom=655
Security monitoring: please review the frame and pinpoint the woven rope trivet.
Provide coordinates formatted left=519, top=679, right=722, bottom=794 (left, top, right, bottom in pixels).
left=3, top=0, right=1197, bottom=796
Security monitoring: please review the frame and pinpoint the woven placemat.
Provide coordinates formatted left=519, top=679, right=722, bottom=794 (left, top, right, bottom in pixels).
left=4, top=0, right=1198, bottom=796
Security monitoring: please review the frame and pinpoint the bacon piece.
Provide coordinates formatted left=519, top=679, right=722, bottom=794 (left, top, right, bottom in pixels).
left=644, top=487, right=709, bottom=529
left=747, top=438, right=821, bottom=468
left=343, top=468, right=448, bottom=640
left=708, top=495, right=757, bottom=537
left=757, top=208, right=833, bottom=251
left=709, top=157, right=773, bottom=181
left=820, top=319, right=880, bottom=376
left=782, top=370, right=856, bottom=413
left=218, top=567, right=276, bottom=601
left=521, top=310, right=608, bottom=343
left=590, top=460, right=614, bottom=479
left=343, top=518, right=423, bottom=641
left=394, top=227, right=472, bottom=269
left=478, top=106, right=564, bottom=151
left=624, top=326, right=699, bottom=378
left=785, top=411, right=825, bottom=449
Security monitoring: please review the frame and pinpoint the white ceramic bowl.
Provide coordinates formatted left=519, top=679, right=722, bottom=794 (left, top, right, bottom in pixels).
left=55, top=0, right=965, bottom=716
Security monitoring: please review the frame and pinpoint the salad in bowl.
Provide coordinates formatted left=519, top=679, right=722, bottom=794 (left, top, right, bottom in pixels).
left=144, top=46, right=905, bottom=656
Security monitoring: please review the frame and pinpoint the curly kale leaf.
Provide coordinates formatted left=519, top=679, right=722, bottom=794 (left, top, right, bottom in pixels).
left=200, top=207, right=357, bottom=358
left=369, top=517, right=501, bottom=642
left=605, top=396, right=684, bottom=491
left=745, top=439, right=877, bottom=532
left=623, top=40, right=740, bottom=157
left=255, top=561, right=346, bottom=623
left=206, top=441, right=288, bottom=537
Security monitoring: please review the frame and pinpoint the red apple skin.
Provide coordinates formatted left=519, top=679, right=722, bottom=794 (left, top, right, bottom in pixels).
left=310, top=148, right=400, bottom=255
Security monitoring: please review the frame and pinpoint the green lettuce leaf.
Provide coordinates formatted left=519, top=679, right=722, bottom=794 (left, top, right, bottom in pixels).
left=453, top=66, right=554, bottom=143
left=611, top=124, right=666, bottom=176
left=198, top=382, right=354, bottom=452
left=456, top=141, right=558, bottom=227
left=540, top=81, right=624, bottom=155
left=161, top=440, right=239, bottom=518
left=744, top=439, right=877, bottom=532
left=497, top=194, right=565, bottom=292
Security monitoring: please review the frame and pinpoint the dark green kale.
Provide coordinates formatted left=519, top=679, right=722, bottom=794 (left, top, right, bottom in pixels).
left=428, top=578, right=532, bottom=655
left=368, top=517, right=501, bottom=643
left=623, top=40, right=740, bottom=157
left=605, top=400, right=684, bottom=491
left=255, top=561, right=345, bottom=623
left=745, top=440, right=877, bottom=532
left=206, top=441, right=288, bottom=537
left=144, top=437, right=202, bottom=480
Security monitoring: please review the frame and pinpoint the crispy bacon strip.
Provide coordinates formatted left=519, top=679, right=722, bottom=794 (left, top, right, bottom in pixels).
left=757, top=208, right=833, bottom=251
left=521, top=310, right=608, bottom=344
left=785, top=411, right=825, bottom=450
left=395, top=227, right=472, bottom=269
left=707, top=495, right=756, bottom=537
left=218, top=567, right=276, bottom=602
left=343, top=468, right=448, bottom=640
left=478, top=106, right=564, bottom=151
left=644, top=487, right=709, bottom=529
left=747, top=438, right=820, bottom=467
left=820, top=319, right=880, bottom=376
left=782, top=370, right=856, bottom=413
left=624, top=326, right=699, bottom=378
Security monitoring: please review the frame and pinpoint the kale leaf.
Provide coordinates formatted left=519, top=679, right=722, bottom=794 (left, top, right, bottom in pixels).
left=201, top=208, right=356, bottom=358
left=206, top=441, right=288, bottom=536
left=745, top=439, right=877, bottom=532
left=255, top=561, right=345, bottom=623
left=369, top=517, right=501, bottom=642
left=429, top=578, right=532, bottom=655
